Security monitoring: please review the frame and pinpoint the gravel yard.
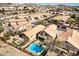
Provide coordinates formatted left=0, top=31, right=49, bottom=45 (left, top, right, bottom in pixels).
left=0, top=39, right=30, bottom=56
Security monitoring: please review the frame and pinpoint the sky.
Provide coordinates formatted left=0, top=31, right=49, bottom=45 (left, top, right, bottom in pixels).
left=38, top=3, right=79, bottom=6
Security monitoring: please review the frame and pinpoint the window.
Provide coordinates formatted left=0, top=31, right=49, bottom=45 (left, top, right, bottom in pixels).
left=65, top=44, right=70, bottom=50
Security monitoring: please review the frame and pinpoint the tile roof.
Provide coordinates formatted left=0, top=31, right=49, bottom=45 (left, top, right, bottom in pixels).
left=67, top=30, right=79, bottom=49
left=10, top=21, right=28, bottom=30
left=58, top=29, right=73, bottom=41
left=58, top=29, right=79, bottom=49
left=44, top=24, right=57, bottom=38
left=23, top=25, right=45, bottom=39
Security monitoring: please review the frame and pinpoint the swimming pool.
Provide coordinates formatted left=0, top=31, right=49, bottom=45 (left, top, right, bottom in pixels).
left=27, top=43, right=44, bottom=55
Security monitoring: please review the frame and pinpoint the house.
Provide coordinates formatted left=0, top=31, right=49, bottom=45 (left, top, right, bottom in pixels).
left=57, top=29, right=79, bottom=55
left=13, top=35, right=28, bottom=46
left=17, top=7, right=24, bottom=11
left=17, top=22, right=32, bottom=31
left=44, top=24, right=57, bottom=40
left=2, top=17, right=32, bottom=32
left=22, top=25, right=45, bottom=40
left=21, top=25, right=45, bottom=49
left=30, top=13, right=51, bottom=21
left=37, top=24, right=57, bottom=43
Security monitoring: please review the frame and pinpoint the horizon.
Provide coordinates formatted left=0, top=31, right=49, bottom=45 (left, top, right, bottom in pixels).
left=1, top=3, right=79, bottom=6
left=37, top=3, right=79, bottom=6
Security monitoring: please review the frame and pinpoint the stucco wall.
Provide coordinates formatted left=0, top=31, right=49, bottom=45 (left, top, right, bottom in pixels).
left=61, top=41, right=78, bottom=55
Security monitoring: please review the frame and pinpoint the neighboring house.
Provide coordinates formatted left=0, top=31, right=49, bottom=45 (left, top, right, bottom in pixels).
left=17, top=22, right=32, bottom=31
left=30, top=13, right=51, bottom=21
left=17, top=7, right=24, bottom=11
left=2, top=19, right=32, bottom=32
left=57, top=29, right=79, bottom=55
left=13, top=35, right=27, bottom=46
left=6, top=34, right=29, bottom=49
left=1, top=7, right=16, bottom=11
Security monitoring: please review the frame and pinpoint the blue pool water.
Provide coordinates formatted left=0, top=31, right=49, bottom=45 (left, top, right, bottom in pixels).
left=27, top=43, right=44, bottom=53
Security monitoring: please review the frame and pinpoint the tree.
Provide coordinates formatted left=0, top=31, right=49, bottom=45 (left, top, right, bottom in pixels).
left=15, top=16, right=19, bottom=19
left=1, top=8, right=5, bottom=14
left=0, top=27, right=4, bottom=33
left=43, top=15, right=47, bottom=18
left=4, top=31, right=14, bottom=37
left=53, top=20, right=61, bottom=25
left=34, top=17, right=39, bottom=20
left=23, top=7, right=27, bottom=10
left=15, top=31, right=21, bottom=35
left=75, top=17, right=79, bottom=24
left=14, top=12, right=18, bottom=15
left=0, top=21, right=2, bottom=26
left=3, top=31, right=15, bottom=40
left=35, top=21, right=45, bottom=25
left=31, top=9, right=36, bottom=13
left=75, top=17, right=79, bottom=29
left=67, top=18, right=76, bottom=29
left=70, top=14, right=76, bottom=19
left=2, top=8, right=5, bottom=12
left=3, top=32, right=11, bottom=40
left=56, top=8, right=62, bottom=12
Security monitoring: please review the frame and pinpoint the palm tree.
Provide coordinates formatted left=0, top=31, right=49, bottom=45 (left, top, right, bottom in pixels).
left=1, top=8, right=5, bottom=14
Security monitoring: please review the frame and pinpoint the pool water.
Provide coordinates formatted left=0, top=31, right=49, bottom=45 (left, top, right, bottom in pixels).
left=27, top=43, right=44, bottom=53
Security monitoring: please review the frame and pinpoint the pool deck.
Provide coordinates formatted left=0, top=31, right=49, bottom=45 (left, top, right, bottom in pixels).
left=26, top=43, right=44, bottom=56
left=21, top=39, right=36, bottom=50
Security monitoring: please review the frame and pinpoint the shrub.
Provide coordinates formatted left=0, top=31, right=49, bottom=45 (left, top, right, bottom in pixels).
left=0, top=21, right=2, bottom=26
left=0, top=26, right=4, bottom=33
left=4, top=31, right=14, bottom=38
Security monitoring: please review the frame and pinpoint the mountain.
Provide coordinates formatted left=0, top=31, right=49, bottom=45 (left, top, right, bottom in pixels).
left=0, top=3, right=79, bottom=11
